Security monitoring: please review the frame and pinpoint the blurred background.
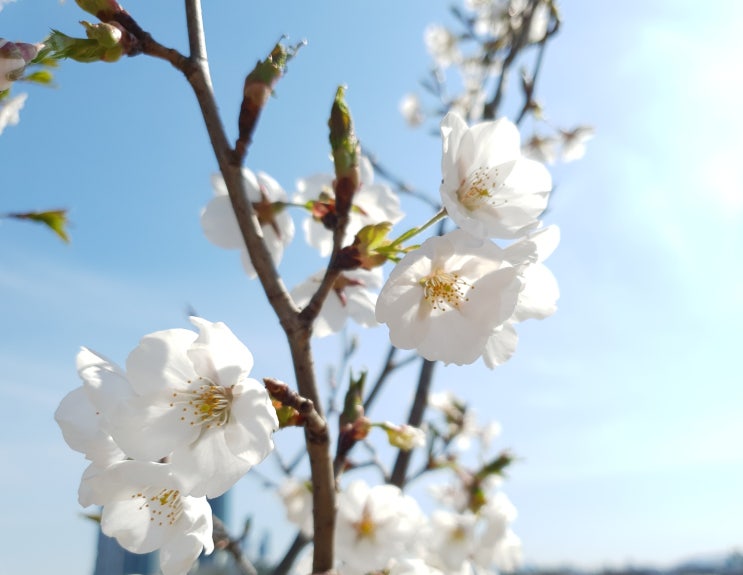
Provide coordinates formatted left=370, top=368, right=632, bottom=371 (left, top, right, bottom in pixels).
left=1, top=1, right=741, bottom=574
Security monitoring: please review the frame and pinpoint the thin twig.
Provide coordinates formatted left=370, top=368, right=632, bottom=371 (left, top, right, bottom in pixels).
left=389, top=358, right=436, bottom=487
left=482, top=0, right=539, bottom=120
left=185, top=0, right=207, bottom=62
left=212, top=515, right=259, bottom=575
left=273, top=532, right=312, bottom=575
left=119, top=6, right=337, bottom=570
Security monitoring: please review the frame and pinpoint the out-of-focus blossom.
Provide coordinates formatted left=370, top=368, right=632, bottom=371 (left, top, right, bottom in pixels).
left=278, top=478, right=313, bottom=537
left=523, top=133, right=558, bottom=165
left=399, top=93, right=424, bottom=127
left=292, top=267, right=383, bottom=337
left=424, top=24, right=460, bottom=68
left=201, top=168, right=294, bottom=278
left=560, top=125, right=595, bottom=162
left=335, top=480, right=425, bottom=575
left=294, top=156, right=403, bottom=257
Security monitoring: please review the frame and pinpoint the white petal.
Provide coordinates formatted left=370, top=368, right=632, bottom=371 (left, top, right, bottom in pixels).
left=125, top=329, right=198, bottom=395
left=201, top=195, right=244, bottom=250
left=187, top=317, right=253, bottom=387
left=483, top=322, right=519, bottom=369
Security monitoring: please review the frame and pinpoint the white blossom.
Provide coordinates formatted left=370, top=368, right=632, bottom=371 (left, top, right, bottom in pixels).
left=201, top=168, right=294, bottom=278
left=335, top=480, right=425, bottom=575
left=424, top=24, right=460, bottom=68
left=109, top=317, right=278, bottom=498
left=292, top=267, right=383, bottom=337
left=294, top=156, right=403, bottom=257
left=83, top=460, right=214, bottom=575
left=278, top=478, right=313, bottom=537
left=400, top=93, right=424, bottom=127
left=440, top=111, right=552, bottom=239
left=523, top=133, right=559, bottom=165
left=376, top=229, right=522, bottom=365
left=560, top=125, right=595, bottom=162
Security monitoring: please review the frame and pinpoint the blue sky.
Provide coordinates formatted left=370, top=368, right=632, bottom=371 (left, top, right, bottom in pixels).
left=1, top=1, right=742, bottom=574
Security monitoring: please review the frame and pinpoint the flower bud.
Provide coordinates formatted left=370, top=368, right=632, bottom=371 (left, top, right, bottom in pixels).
left=75, top=0, right=124, bottom=21
left=42, top=28, right=128, bottom=63
left=381, top=423, right=426, bottom=451
left=329, top=86, right=360, bottom=219
left=0, top=39, right=41, bottom=91
left=82, top=21, right=122, bottom=48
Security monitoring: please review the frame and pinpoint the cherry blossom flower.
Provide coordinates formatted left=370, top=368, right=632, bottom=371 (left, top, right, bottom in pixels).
left=109, top=317, right=278, bottom=498
left=278, top=478, right=313, bottom=537
left=292, top=267, right=382, bottom=338
left=201, top=168, right=294, bottom=278
left=0, top=92, right=26, bottom=135
left=83, top=460, right=214, bottom=575
left=560, top=125, right=595, bottom=162
left=375, top=229, right=522, bottom=365
left=399, top=93, right=424, bottom=127
left=424, top=24, right=460, bottom=68
left=471, top=493, right=521, bottom=569
left=294, top=156, right=403, bottom=257
left=440, top=111, right=552, bottom=239
left=523, top=133, right=558, bottom=165
left=335, top=480, right=425, bottom=575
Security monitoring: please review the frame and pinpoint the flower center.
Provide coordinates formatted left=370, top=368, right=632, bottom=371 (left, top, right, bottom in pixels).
left=131, top=487, right=183, bottom=527
left=457, top=166, right=505, bottom=211
left=421, top=270, right=473, bottom=311
left=170, top=379, right=234, bottom=429
left=353, top=503, right=377, bottom=542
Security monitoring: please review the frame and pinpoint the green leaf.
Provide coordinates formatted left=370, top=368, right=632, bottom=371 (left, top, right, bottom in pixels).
left=7, top=210, right=70, bottom=243
left=23, top=70, right=54, bottom=85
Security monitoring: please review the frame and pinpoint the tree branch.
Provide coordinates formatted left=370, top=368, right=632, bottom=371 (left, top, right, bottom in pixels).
left=389, top=358, right=436, bottom=488
left=185, top=0, right=207, bottom=62
left=119, top=10, right=337, bottom=570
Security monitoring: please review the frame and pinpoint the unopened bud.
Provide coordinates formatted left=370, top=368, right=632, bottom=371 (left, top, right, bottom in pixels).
left=381, top=423, right=426, bottom=451
left=0, top=39, right=42, bottom=91
left=329, top=86, right=360, bottom=218
left=42, top=28, right=129, bottom=63
left=82, top=21, right=123, bottom=48
left=75, top=0, right=124, bottom=21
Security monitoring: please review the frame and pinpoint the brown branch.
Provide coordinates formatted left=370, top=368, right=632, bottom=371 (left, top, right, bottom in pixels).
left=273, top=532, right=312, bottom=575
left=117, top=7, right=337, bottom=570
left=185, top=0, right=207, bottom=62
left=389, top=358, right=436, bottom=488
left=482, top=0, right=539, bottom=120
left=265, top=377, right=335, bottom=571
left=212, top=515, right=258, bottom=575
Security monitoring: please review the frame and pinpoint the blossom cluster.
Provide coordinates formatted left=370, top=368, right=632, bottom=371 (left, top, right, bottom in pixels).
left=376, top=111, right=559, bottom=366
left=198, top=110, right=557, bottom=368
left=55, top=317, right=278, bottom=575
left=201, top=157, right=402, bottom=338
left=281, top=476, right=520, bottom=575
left=399, top=0, right=593, bottom=164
